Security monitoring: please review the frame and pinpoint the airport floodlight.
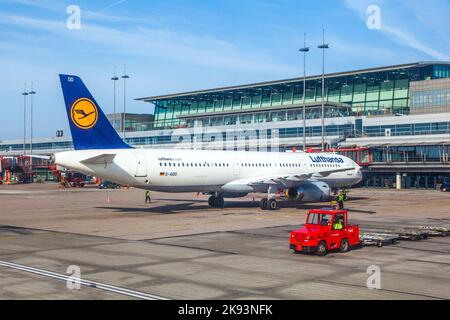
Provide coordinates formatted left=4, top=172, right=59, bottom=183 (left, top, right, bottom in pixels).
left=121, top=64, right=130, bottom=138
left=300, top=33, right=309, bottom=151
left=22, top=84, right=28, bottom=156
left=318, top=29, right=330, bottom=151
left=28, top=85, right=36, bottom=155
left=111, top=66, right=120, bottom=131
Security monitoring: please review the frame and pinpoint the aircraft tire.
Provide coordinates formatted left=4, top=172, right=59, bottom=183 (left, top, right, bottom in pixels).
left=267, top=199, right=278, bottom=211
left=260, top=198, right=267, bottom=210
left=208, top=196, right=216, bottom=208
left=215, top=197, right=225, bottom=208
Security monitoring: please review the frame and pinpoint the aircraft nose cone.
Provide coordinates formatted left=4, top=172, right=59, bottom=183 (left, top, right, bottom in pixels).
left=355, top=164, right=363, bottom=182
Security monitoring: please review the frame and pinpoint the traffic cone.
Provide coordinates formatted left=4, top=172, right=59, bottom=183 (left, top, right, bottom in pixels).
left=107, top=196, right=111, bottom=204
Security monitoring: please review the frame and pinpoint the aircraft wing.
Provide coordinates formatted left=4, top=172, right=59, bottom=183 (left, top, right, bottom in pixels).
left=80, top=154, right=116, bottom=165
left=222, top=166, right=353, bottom=191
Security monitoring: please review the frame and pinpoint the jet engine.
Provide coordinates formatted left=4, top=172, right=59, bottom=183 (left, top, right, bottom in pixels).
left=285, top=181, right=331, bottom=202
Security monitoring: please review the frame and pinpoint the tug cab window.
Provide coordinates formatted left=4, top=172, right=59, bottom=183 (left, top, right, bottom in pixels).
left=307, top=213, right=332, bottom=226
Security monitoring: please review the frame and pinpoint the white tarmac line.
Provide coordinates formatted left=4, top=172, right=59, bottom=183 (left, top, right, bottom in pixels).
left=0, top=260, right=169, bottom=300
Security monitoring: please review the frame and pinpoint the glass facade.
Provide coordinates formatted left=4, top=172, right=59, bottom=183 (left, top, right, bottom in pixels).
left=371, top=145, right=449, bottom=163
left=147, top=63, right=450, bottom=129
left=364, top=121, right=450, bottom=137
left=183, top=105, right=352, bottom=129
left=0, top=141, right=74, bottom=152
left=361, top=172, right=450, bottom=190
left=411, top=89, right=450, bottom=109
left=410, top=77, right=450, bottom=114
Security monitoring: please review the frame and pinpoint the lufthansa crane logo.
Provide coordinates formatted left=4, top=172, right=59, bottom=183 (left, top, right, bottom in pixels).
left=70, top=98, right=98, bottom=129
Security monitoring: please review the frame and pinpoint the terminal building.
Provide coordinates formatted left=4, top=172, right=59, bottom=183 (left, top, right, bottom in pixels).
left=1, top=61, right=450, bottom=189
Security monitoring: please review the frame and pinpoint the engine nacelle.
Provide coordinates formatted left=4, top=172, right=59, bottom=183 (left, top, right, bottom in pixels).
left=285, top=182, right=331, bottom=202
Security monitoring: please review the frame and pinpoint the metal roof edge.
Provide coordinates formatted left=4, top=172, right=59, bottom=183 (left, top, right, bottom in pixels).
left=136, top=61, right=450, bottom=102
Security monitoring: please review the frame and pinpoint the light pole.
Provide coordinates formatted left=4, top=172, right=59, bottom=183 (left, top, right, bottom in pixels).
left=29, top=83, right=36, bottom=155
left=111, top=66, right=119, bottom=131
left=318, top=29, right=329, bottom=151
left=299, top=33, right=309, bottom=151
left=121, top=64, right=130, bottom=139
left=22, top=84, right=29, bottom=156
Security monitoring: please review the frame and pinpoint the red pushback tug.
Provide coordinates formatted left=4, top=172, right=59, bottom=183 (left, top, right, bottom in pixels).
left=290, top=209, right=360, bottom=256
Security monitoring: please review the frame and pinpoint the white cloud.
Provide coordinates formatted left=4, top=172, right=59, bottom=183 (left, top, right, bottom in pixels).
left=0, top=13, right=296, bottom=75
left=383, top=25, right=450, bottom=61
left=343, top=0, right=450, bottom=61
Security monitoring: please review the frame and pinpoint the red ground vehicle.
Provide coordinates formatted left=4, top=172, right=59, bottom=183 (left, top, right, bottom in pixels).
left=290, top=209, right=360, bottom=256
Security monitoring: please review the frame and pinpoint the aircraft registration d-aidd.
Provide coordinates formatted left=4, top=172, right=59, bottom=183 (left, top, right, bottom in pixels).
left=54, top=74, right=362, bottom=210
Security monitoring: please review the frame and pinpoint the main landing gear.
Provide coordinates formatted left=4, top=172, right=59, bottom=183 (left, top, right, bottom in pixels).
left=259, top=198, right=278, bottom=211
left=260, top=185, right=279, bottom=211
left=208, top=194, right=224, bottom=208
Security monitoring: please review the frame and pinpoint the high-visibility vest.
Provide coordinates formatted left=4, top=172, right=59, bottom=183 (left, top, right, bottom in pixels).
left=333, top=222, right=343, bottom=229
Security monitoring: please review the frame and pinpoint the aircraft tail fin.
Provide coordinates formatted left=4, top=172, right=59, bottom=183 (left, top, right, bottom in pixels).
left=59, top=74, right=132, bottom=150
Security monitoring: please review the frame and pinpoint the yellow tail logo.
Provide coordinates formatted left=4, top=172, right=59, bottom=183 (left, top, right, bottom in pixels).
left=71, top=98, right=98, bottom=129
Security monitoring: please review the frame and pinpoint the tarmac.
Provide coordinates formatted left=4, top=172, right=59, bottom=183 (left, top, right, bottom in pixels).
left=0, top=183, right=449, bottom=300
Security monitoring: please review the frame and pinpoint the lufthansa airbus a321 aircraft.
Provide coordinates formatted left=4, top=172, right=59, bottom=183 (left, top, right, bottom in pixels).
left=55, top=74, right=362, bottom=210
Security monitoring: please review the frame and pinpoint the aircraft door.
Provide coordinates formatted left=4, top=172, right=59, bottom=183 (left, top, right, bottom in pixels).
left=135, top=153, right=147, bottom=177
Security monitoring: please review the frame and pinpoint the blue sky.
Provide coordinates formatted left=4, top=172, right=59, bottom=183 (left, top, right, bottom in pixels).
left=0, top=0, right=449, bottom=139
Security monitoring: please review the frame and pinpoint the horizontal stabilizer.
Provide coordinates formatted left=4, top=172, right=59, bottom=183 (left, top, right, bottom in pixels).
left=80, top=154, right=116, bottom=165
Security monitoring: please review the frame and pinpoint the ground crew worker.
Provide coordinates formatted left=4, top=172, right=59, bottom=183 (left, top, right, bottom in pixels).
left=342, top=189, right=348, bottom=201
left=333, top=216, right=344, bottom=230
left=337, top=192, right=345, bottom=210
left=145, top=190, right=151, bottom=204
